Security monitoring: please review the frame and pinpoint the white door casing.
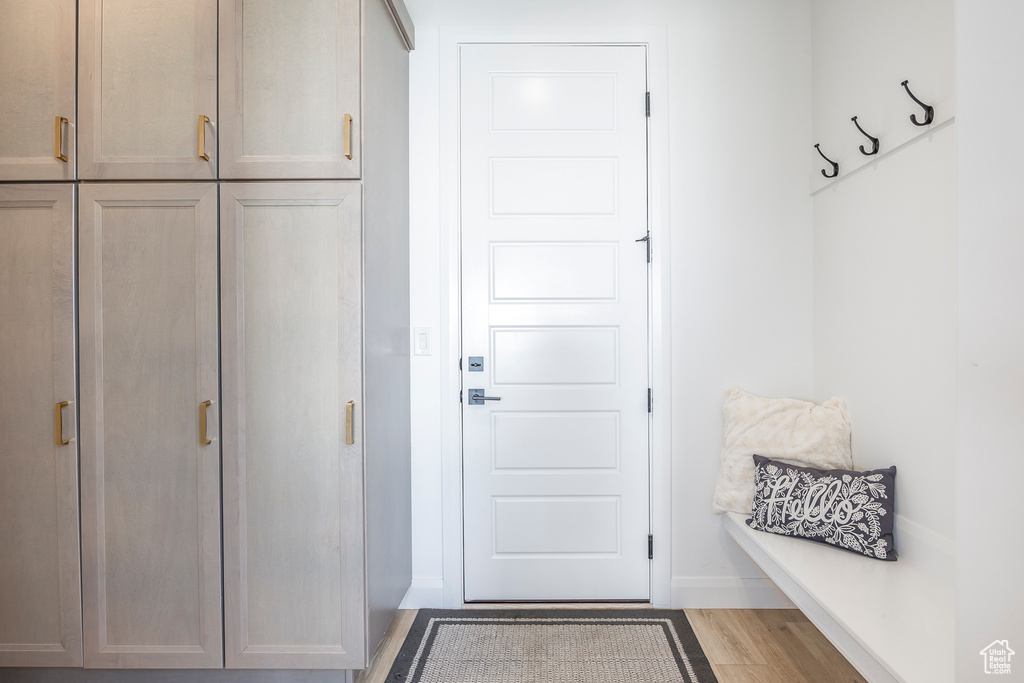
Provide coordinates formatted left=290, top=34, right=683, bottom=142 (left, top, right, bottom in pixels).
left=461, top=44, right=651, bottom=602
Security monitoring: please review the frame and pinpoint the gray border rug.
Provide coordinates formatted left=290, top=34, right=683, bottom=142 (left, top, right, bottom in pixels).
left=385, top=609, right=718, bottom=683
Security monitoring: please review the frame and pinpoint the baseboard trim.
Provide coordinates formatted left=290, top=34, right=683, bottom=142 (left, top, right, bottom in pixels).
left=670, top=576, right=795, bottom=609
left=398, top=578, right=445, bottom=609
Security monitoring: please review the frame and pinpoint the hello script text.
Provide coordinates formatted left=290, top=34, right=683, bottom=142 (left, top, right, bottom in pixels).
left=763, top=475, right=863, bottom=526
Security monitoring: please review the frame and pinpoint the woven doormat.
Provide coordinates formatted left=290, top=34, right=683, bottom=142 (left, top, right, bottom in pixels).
left=385, top=609, right=718, bottom=683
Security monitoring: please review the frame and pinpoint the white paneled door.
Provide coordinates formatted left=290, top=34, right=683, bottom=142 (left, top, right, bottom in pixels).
left=461, top=44, right=651, bottom=601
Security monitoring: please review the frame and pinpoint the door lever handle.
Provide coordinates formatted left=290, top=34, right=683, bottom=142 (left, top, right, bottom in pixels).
left=468, top=389, right=501, bottom=405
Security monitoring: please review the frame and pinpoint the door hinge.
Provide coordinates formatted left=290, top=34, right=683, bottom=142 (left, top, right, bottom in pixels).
left=648, top=534, right=654, bottom=559
left=459, top=389, right=463, bottom=403
left=645, top=92, right=651, bottom=117
left=635, top=234, right=651, bottom=263
left=634, top=231, right=651, bottom=260
left=648, top=388, right=652, bottom=413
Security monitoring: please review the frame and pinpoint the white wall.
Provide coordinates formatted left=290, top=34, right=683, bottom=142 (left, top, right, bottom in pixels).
left=955, top=2, right=1024, bottom=679
left=811, top=0, right=957, bottom=563
left=405, top=0, right=814, bottom=607
left=400, top=0, right=1024, bottom=677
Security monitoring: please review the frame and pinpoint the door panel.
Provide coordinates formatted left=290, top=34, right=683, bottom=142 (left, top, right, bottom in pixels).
left=220, top=182, right=365, bottom=669
left=0, top=1, right=76, bottom=180
left=78, top=0, right=218, bottom=179
left=461, top=44, right=651, bottom=601
left=0, top=184, right=81, bottom=666
left=79, top=183, right=221, bottom=668
left=219, top=1, right=361, bottom=179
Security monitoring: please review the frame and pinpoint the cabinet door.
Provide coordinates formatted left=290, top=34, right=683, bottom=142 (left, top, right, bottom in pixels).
left=0, top=1, right=76, bottom=181
left=78, top=0, right=218, bottom=180
left=0, top=184, right=81, bottom=667
left=79, top=183, right=222, bottom=668
left=219, top=0, right=360, bottom=179
left=221, top=182, right=365, bottom=669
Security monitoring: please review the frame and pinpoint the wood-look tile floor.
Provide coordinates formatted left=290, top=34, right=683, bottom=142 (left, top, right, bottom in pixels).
left=357, top=608, right=866, bottom=683
left=686, top=609, right=866, bottom=683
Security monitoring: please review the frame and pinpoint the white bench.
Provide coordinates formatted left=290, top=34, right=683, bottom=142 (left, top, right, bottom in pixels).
left=723, top=511, right=954, bottom=683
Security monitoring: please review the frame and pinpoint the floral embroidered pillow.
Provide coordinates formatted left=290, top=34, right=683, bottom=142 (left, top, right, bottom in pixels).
left=746, top=454, right=898, bottom=561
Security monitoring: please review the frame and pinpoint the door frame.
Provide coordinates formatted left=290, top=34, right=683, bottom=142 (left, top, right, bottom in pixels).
left=438, top=25, right=672, bottom=608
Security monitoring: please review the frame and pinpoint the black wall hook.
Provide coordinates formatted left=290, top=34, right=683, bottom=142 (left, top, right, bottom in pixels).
left=814, top=144, right=839, bottom=178
left=851, top=116, right=879, bottom=155
left=900, top=80, right=934, bottom=126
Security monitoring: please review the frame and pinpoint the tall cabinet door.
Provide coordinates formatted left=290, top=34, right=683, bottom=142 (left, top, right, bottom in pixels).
left=78, top=0, right=218, bottom=180
left=221, top=182, right=365, bottom=669
left=0, top=184, right=81, bottom=667
left=219, top=0, right=360, bottom=179
left=0, top=1, right=76, bottom=181
left=79, top=183, right=222, bottom=668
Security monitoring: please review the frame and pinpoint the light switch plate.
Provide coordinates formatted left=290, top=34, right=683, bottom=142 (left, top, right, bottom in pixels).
left=413, top=327, right=432, bottom=356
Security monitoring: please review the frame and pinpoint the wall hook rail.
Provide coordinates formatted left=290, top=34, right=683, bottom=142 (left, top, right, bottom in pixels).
left=900, top=80, right=934, bottom=126
left=851, top=116, right=879, bottom=156
left=814, top=144, right=839, bottom=178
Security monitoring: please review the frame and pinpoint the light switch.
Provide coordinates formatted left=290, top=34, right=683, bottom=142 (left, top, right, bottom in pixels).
left=413, top=327, right=432, bottom=356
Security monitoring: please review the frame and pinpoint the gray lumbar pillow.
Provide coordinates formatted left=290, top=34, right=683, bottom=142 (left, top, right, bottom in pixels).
left=746, top=454, right=898, bottom=561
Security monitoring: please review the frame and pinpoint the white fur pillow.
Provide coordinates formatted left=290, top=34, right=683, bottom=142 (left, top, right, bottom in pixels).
left=712, top=387, right=852, bottom=515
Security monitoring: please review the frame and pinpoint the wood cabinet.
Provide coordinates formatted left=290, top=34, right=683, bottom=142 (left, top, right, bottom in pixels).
left=0, top=184, right=81, bottom=666
left=219, top=0, right=361, bottom=179
left=1, top=0, right=412, bottom=674
left=0, top=1, right=77, bottom=181
left=78, top=183, right=222, bottom=668
left=220, top=182, right=365, bottom=668
left=78, top=0, right=218, bottom=180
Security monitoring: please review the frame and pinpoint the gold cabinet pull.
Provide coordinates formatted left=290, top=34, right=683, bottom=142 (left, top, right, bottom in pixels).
left=200, top=400, right=212, bottom=445
left=55, top=401, right=69, bottom=446
left=345, top=400, right=355, bottom=445
left=54, top=116, right=68, bottom=162
left=198, top=115, right=210, bottom=161
left=344, top=114, right=353, bottom=160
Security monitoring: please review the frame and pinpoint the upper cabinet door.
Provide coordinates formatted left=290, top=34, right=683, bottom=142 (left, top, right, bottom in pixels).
left=78, top=183, right=222, bottom=668
left=219, top=0, right=360, bottom=179
left=78, top=0, right=218, bottom=180
left=0, top=184, right=81, bottom=667
left=0, top=1, right=76, bottom=181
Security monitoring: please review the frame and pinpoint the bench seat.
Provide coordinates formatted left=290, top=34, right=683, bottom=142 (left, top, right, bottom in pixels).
left=723, top=511, right=954, bottom=683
